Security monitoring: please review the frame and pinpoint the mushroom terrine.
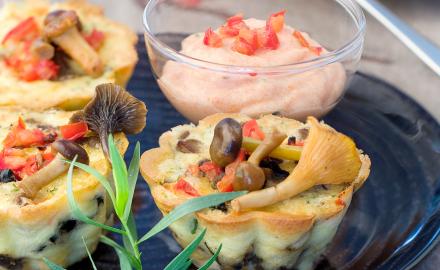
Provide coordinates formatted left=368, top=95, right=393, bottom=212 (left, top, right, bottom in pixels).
left=0, top=84, right=146, bottom=270
left=140, top=113, right=371, bottom=270
left=0, top=0, right=138, bottom=110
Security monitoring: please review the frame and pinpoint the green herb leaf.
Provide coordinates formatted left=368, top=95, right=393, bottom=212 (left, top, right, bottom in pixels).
left=108, top=135, right=129, bottom=218
left=198, top=243, right=222, bottom=270
left=122, top=211, right=139, bottom=257
left=116, top=248, right=133, bottom=270
left=164, top=229, right=206, bottom=270
left=100, top=235, right=142, bottom=270
left=65, top=160, right=116, bottom=208
left=67, top=157, right=124, bottom=235
left=42, top=258, right=65, bottom=270
left=82, top=237, right=98, bottom=270
left=138, top=191, right=246, bottom=244
left=123, top=142, right=140, bottom=222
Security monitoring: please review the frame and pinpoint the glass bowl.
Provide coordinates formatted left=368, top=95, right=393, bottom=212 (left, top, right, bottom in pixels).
left=143, top=0, right=365, bottom=122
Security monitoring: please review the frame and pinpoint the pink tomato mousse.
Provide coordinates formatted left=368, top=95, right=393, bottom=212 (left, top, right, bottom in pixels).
left=159, top=11, right=346, bottom=122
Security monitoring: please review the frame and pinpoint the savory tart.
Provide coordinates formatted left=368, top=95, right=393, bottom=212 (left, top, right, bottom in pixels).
left=0, top=84, right=146, bottom=270
left=0, top=0, right=138, bottom=110
left=140, top=113, right=371, bottom=270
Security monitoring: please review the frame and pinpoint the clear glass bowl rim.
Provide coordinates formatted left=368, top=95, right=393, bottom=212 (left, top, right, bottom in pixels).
left=143, top=0, right=366, bottom=75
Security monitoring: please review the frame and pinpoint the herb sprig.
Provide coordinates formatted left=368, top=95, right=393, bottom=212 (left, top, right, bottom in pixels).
left=45, top=135, right=245, bottom=269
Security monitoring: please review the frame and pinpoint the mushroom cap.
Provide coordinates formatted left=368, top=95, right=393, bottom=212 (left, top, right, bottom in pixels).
left=71, top=83, right=147, bottom=158
left=43, top=10, right=80, bottom=38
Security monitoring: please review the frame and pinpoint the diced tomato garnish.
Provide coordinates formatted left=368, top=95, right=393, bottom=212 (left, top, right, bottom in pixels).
left=238, top=27, right=258, bottom=48
left=267, top=10, right=286, bottom=33
left=243, top=119, right=265, bottom=140
left=83, top=29, right=105, bottom=50
left=199, top=161, right=223, bottom=181
left=219, top=14, right=247, bottom=37
left=20, top=59, right=59, bottom=81
left=216, top=148, right=246, bottom=192
left=232, top=37, right=256, bottom=56
left=2, top=17, right=39, bottom=44
left=310, top=46, right=323, bottom=56
left=60, top=122, right=89, bottom=141
left=293, top=30, right=322, bottom=56
left=293, top=30, right=310, bottom=48
left=3, top=117, right=45, bottom=148
left=256, top=23, right=280, bottom=50
left=203, top=27, right=223, bottom=48
left=335, top=198, right=346, bottom=206
left=174, top=178, right=200, bottom=197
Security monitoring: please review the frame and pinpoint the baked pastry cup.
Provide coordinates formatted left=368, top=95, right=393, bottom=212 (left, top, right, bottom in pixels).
left=140, top=113, right=371, bottom=270
left=0, top=107, right=128, bottom=270
left=0, top=0, right=138, bottom=110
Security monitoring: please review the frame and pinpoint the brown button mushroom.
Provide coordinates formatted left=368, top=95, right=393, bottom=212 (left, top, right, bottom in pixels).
left=43, top=10, right=103, bottom=77
left=17, top=140, right=89, bottom=199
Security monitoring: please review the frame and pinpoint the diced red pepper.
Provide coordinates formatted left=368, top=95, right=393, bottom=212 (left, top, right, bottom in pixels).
left=267, top=10, right=286, bottom=33
left=60, top=122, right=89, bottom=141
left=203, top=27, right=223, bottom=48
left=293, top=30, right=322, bottom=56
left=219, top=14, right=246, bottom=37
left=335, top=198, right=346, bottom=206
left=174, top=178, right=200, bottom=197
left=20, top=59, right=59, bottom=81
left=216, top=149, right=246, bottom=192
left=239, top=27, right=259, bottom=48
left=243, top=119, right=265, bottom=140
left=18, top=155, right=39, bottom=179
left=293, top=30, right=309, bottom=48
left=2, top=17, right=39, bottom=44
left=199, top=161, right=223, bottom=181
left=83, top=29, right=105, bottom=50
left=231, top=37, right=256, bottom=56
left=256, top=23, right=279, bottom=50
left=310, top=46, right=323, bottom=56
left=3, top=118, right=45, bottom=148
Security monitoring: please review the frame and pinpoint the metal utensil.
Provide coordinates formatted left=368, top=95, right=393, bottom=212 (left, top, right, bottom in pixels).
left=355, top=0, right=440, bottom=76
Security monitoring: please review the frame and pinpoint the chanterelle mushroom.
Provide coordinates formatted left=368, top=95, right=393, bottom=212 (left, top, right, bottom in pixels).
left=232, top=117, right=362, bottom=212
left=43, top=10, right=103, bottom=76
left=17, top=140, right=89, bottom=198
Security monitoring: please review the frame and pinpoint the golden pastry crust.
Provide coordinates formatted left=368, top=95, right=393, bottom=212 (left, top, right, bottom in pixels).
left=140, top=113, right=370, bottom=270
left=0, top=0, right=138, bottom=110
left=0, top=107, right=128, bottom=269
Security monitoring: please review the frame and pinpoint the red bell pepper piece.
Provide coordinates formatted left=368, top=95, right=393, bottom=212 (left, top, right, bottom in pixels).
left=267, top=10, right=286, bottom=33
left=232, top=37, right=256, bottom=56
left=203, top=27, right=223, bottom=48
left=216, top=149, right=246, bottom=192
left=199, top=161, right=223, bottom=181
left=60, top=122, right=89, bottom=141
left=174, top=178, right=200, bottom=197
left=243, top=119, right=265, bottom=140
left=219, top=14, right=246, bottom=37
left=83, top=29, right=105, bottom=50
left=3, top=117, right=45, bottom=148
left=293, top=30, right=323, bottom=56
left=2, top=17, right=39, bottom=44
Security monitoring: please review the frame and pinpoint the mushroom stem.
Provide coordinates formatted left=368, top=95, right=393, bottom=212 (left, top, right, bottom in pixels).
left=247, top=129, right=287, bottom=165
left=17, top=154, right=68, bottom=198
left=232, top=117, right=362, bottom=212
left=51, top=27, right=102, bottom=76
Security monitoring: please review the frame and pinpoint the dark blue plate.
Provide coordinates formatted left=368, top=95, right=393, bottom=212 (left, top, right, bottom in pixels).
left=71, top=39, right=440, bottom=270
